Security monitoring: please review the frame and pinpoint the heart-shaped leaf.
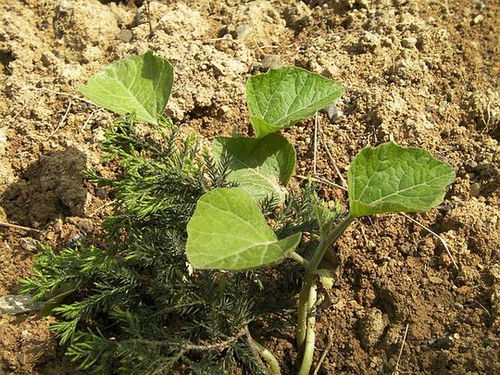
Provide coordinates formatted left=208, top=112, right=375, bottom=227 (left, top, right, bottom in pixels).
left=79, top=51, right=173, bottom=124
left=186, top=188, right=301, bottom=270
left=348, top=142, right=455, bottom=217
left=213, top=133, right=296, bottom=202
left=246, top=67, right=343, bottom=137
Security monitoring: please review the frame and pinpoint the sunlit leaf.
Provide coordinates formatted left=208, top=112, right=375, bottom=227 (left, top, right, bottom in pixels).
left=348, top=142, right=455, bottom=217
left=186, top=188, right=301, bottom=270
left=80, top=51, right=173, bottom=124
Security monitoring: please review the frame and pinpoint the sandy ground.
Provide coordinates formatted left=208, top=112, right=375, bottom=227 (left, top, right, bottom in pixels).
left=0, top=0, right=498, bottom=374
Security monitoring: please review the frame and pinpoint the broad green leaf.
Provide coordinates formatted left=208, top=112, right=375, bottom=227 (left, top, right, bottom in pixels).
left=348, top=142, right=455, bottom=217
left=186, top=188, right=301, bottom=270
left=246, top=67, right=344, bottom=137
left=79, top=51, right=173, bottom=124
left=213, top=133, right=296, bottom=202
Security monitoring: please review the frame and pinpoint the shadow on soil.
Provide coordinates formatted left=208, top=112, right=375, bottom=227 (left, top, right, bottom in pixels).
left=1, top=147, right=87, bottom=227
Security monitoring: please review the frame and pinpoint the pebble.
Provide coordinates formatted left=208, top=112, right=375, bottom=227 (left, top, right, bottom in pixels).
left=117, top=29, right=133, bottom=43
left=0, top=295, right=39, bottom=315
left=429, top=276, right=444, bottom=284
left=472, top=14, right=484, bottom=24
left=0, top=127, right=7, bottom=157
left=359, top=308, right=385, bottom=348
left=401, top=37, right=418, bottom=48
left=53, top=218, right=63, bottom=233
left=325, top=103, right=344, bottom=122
left=235, top=24, right=252, bottom=40
left=211, top=61, right=226, bottom=76
left=261, top=55, right=283, bottom=69
left=20, top=237, right=38, bottom=252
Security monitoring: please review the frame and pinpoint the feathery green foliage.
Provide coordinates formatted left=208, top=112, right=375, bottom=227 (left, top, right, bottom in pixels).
left=21, top=116, right=338, bottom=374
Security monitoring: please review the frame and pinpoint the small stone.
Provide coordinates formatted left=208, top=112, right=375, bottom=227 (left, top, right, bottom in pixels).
left=457, top=285, right=470, bottom=294
left=60, top=64, right=82, bottom=82
left=359, top=308, right=385, bottom=348
left=401, top=37, right=418, bottom=48
left=475, top=1, right=486, bottom=11
left=429, top=276, right=444, bottom=284
left=117, top=29, right=133, bottom=43
left=53, top=218, right=63, bottom=233
left=261, top=55, right=283, bottom=69
left=321, top=63, right=339, bottom=78
left=0, top=127, right=7, bottom=157
left=0, top=295, right=39, bottom=315
left=211, top=61, right=226, bottom=76
left=235, top=24, right=252, bottom=40
left=58, top=0, right=73, bottom=13
left=20, top=238, right=37, bottom=252
left=325, top=103, right=344, bottom=122
left=470, top=182, right=481, bottom=197
left=472, top=14, right=484, bottom=24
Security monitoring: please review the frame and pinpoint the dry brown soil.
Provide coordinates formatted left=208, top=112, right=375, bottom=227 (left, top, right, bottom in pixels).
left=0, top=0, right=499, bottom=374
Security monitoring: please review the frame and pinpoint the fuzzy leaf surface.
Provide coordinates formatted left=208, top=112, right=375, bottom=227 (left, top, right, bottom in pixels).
left=348, top=142, right=455, bottom=217
left=213, top=133, right=295, bottom=202
left=246, top=67, right=343, bottom=137
left=79, top=51, right=173, bottom=124
left=186, top=188, right=301, bottom=270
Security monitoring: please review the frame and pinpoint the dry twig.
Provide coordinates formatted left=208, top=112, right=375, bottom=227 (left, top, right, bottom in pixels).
left=400, top=212, right=459, bottom=270
left=50, top=100, right=73, bottom=137
left=145, top=0, right=154, bottom=37
left=0, top=221, right=42, bottom=233
left=313, top=329, right=334, bottom=375
left=320, top=131, right=347, bottom=189
left=392, top=324, right=409, bottom=375
left=295, top=174, right=347, bottom=191
left=21, top=86, right=95, bottom=106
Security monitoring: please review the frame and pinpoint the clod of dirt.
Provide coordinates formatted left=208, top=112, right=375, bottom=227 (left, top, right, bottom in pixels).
left=226, top=1, right=288, bottom=45
left=489, top=264, right=500, bottom=330
left=359, top=308, right=386, bottom=348
left=156, top=3, right=211, bottom=40
left=442, top=198, right=499, bottom=260
left=401, top=36, right=418, bottom=48
left=1, top=147, right=88, bottom=227
left=55, top=0, right=121, bottom=50
left=283, top=1, right=312, bottom=31
left=357, top=32, right=381, bottom=53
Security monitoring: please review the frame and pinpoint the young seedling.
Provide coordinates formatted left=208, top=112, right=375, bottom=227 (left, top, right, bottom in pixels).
left=186, top=63, right=455, bottom=374
left=24, top=52, right=455, bottom=375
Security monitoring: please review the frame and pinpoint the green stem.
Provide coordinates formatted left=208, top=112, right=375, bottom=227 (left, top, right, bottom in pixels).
left=296, top=214, right=354, bottom=374
left=309, top=214, right=354, bottom=271
left=297, top=280, right=317, bottom=375
left=253, top=340, right=282, bottom=375
left=296, top=280, right=309, bottom=350
left=290, top=251, right=310, bottom=269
